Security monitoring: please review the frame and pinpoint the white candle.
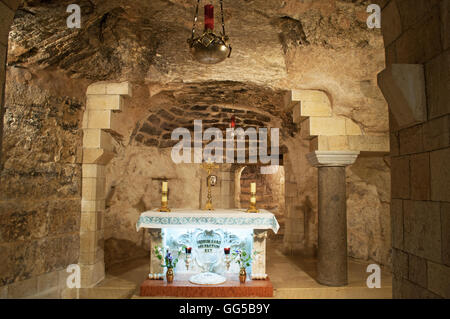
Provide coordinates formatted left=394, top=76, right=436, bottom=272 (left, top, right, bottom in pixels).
left=251, top=182, right=256, bottom=193
left=162, top=181, right=168, bottom=192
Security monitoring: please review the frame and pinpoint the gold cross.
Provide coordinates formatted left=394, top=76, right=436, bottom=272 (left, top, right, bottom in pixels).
left=201, top=158, right=219, bottom=175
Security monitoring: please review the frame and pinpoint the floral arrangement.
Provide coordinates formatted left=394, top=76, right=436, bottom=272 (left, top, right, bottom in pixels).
left=154, top=245, right=185, bottom=268
left=231, top=248, right=254, bottom=269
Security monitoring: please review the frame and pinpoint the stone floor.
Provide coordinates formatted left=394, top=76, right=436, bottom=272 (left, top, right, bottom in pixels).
left=67, top=241, right=392, bottom=299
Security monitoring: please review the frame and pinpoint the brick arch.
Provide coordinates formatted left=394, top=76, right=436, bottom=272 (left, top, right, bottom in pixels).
left=132, top=104, right=279, bottom=149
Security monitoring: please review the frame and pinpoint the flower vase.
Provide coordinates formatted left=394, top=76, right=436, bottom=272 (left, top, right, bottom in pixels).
left=166, top=267, right=174, bottom=283
left=239, top=267, right=246, bottom=283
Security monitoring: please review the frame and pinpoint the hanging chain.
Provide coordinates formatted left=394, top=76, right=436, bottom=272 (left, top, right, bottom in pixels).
left=219, top=0, right=226, bottom=37
left=190, top=0, right=201, bottom=42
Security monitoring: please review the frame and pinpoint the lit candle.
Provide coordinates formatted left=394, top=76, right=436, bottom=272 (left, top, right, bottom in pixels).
left=162, top=181, right=168, bottom=192
left=224, top=247, right=230, bottom=255
left=250, top=182, right=256, bottom=193
left=185, top=247, right=192, bottom=254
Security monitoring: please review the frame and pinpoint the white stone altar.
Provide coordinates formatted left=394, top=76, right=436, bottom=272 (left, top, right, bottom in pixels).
left=136, top=209, right=279, bottom=281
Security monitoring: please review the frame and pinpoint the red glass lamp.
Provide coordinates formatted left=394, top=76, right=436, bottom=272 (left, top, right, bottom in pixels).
left=187, top=1, right=232, bottom=64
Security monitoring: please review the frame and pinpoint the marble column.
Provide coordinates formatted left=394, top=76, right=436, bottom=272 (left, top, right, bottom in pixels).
left=306, top=151, right=359, bottom=286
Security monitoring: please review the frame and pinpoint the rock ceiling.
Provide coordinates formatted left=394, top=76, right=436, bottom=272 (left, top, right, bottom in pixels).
left=6, top=0, right=388, bottom=134
left=9, top=0, right=379, bottom=84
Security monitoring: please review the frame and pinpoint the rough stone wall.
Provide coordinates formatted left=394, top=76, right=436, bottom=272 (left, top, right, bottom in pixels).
left=380, top=0, right=450, bottom=298
left=347, top=156, right=391, bottom=266
left=0, top=67, right=88, bottom=298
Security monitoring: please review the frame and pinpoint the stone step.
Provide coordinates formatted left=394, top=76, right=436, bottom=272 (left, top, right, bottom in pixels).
left=131, top=286, right=392, bottom=299
left=61, top=287, right=137, bottom=299
left=273, top=286, right=392, bottom=299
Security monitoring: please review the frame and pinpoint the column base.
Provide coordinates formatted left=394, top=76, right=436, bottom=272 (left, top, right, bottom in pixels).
left=316, top=276, right=348, bottom=287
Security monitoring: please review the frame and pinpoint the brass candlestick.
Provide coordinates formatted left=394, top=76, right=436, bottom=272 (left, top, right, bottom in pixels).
left=247, top=182, right=259, bottom=213
left=158, top=181, right=171, bottom=212
left=201, top=160, right=218, bottom=211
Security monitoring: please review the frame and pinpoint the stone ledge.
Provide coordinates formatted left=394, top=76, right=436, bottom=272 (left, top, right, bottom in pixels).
left=306, top=150, right=360, bottom=167
left=378, top=64, right=427, bottom=129
left=81, top=199, right=106, bottom=212
left=86, top=95, right=123, bottom=111
left=82, top=148, right=115, bottom=165
left=82, top=164, right=106, bottom=178
left=140, top=274, right=273, bottom=297
left=290, top=90, right=332, bottom=122
left=86, top=81, right=132, bottom=97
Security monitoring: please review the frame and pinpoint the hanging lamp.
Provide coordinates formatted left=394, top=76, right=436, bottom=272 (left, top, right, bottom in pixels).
left=187, top=0, right=232, bottom=64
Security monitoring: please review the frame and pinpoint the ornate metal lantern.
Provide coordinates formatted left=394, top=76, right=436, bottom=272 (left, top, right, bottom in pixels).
left=187, top=0, right=232, bottom=64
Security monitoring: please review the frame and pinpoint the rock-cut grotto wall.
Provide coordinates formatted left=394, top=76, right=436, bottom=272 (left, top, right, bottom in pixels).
left=0, top=67, right=90, bottom=298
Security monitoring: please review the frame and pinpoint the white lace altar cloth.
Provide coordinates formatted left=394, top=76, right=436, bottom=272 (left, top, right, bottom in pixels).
left=136, top=208, right=279, bottom=234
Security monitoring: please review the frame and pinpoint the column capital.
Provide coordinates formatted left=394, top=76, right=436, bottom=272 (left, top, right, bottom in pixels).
left=306, top=151, right=359, bottom=167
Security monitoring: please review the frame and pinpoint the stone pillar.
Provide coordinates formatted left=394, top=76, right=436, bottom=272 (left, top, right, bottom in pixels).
left=79, top=81, right=131, bottom=287
left=306, top=151, right=359, bottom=286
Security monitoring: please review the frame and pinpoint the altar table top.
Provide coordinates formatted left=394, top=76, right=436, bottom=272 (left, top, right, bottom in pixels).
left=136, top=209, right=279, bottom=234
